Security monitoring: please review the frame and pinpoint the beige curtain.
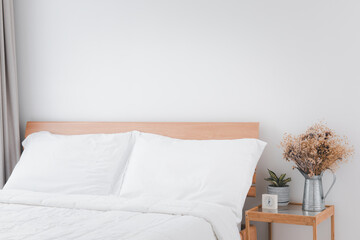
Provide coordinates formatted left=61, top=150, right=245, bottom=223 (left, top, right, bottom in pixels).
left=0, top=0, right=20, bottom=187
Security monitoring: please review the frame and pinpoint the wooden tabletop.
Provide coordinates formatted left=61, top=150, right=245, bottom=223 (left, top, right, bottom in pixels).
left=245, top=203, right=335, bottom=240
left=246, top=202, right=334, bottom=226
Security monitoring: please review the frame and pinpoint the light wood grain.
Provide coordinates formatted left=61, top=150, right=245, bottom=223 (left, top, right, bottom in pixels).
left=313, top=222, right=317, bottom=240
left=268, top=222, right=272, bottom=240
left=25, top=121, right=259, bottom=197
left=246, top=211, right=315, bottom=225
left=240, top=225, right=257, bottom=240
left=252, top=172, right=256, bottom=184
left=25, top=122, right=259, bottom=139
left=247, top=186, right=256, bottom=198
left=331, top=213, right=335, bottom=240
left=246, top=203, right=335, bottom=240
left=245, top=212, right=251, bottom=240
left=316, top=205, right=334, bottom=225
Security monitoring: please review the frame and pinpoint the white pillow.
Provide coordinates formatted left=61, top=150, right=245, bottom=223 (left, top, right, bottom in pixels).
left=119, top=132, right=267, bottom=222
left=4, top=131, right=136, bottom=195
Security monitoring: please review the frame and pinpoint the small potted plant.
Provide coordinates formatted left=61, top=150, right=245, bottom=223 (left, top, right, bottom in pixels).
left=265, top=169, right=291, bottom=206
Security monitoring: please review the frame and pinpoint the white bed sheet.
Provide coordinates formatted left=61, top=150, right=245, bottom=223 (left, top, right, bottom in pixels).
left=0, top=190, right=240, bottom=240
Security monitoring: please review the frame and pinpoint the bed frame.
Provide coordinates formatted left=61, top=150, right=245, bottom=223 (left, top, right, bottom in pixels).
left=25, top=121, right=258, bottom=239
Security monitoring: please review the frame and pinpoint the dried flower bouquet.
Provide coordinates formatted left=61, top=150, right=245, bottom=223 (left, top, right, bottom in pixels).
left=281, top=122, right=354, bottom=176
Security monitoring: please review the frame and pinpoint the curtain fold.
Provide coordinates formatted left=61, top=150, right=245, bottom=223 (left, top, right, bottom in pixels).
left=0, top=0, right=20, bottom=187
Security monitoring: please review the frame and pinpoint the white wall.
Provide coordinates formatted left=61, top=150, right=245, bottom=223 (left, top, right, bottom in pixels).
left=14, top=0, right=360, bottom=239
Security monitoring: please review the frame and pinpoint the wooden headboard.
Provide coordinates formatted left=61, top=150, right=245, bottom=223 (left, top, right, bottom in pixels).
left=25, top=121, right=259, bottom=197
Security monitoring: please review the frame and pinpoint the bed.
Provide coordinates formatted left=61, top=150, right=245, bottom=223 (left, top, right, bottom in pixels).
left=0, top=122, right=263, bottom=240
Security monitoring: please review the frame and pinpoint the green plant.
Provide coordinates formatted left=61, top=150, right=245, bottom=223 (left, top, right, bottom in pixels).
left=265, top=169, right=291, bottom=187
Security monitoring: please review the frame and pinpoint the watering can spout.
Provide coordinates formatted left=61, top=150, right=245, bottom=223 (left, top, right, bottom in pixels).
left=297, top=168, right=308, bottom=178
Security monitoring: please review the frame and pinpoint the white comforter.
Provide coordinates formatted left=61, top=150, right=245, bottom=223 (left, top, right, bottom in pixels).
left=0, top=190, right=240, bottom=240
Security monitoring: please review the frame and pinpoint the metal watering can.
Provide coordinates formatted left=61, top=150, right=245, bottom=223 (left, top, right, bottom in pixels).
left=298, top=168, right=336, bottom=212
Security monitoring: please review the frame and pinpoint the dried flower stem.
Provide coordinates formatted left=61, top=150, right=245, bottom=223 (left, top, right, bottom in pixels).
left=281, top=122, right=354, bottom=176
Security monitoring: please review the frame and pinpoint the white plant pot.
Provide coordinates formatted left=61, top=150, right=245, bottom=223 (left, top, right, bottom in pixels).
left=267, top=185, right=290, bottom=206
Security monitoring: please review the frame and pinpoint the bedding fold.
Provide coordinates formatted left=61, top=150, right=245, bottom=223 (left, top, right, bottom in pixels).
left=0, top=190, right=240, bottom=240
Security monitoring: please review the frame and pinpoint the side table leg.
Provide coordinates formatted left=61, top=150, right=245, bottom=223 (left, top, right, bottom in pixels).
left=313, top=223, right=317, bottom=240
left=268, top=222, right=272, bottom=240
left=331, top=214, right=335, bottom=240
left=245, top=215, right=251, bottom=240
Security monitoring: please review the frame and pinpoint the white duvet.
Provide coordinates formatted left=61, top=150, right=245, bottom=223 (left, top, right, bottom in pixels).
left=0, top=190, right=240, bottom=240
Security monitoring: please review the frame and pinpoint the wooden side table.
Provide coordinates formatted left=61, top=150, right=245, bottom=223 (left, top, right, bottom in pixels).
left=245, top=203, right=334, bottom=240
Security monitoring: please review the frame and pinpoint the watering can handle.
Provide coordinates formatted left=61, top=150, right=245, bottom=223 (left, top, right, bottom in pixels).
left=324, top=169, right=337, bottom=200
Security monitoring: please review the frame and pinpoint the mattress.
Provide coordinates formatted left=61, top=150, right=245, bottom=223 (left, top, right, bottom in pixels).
left=0, top=190, right=240, bottom=240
